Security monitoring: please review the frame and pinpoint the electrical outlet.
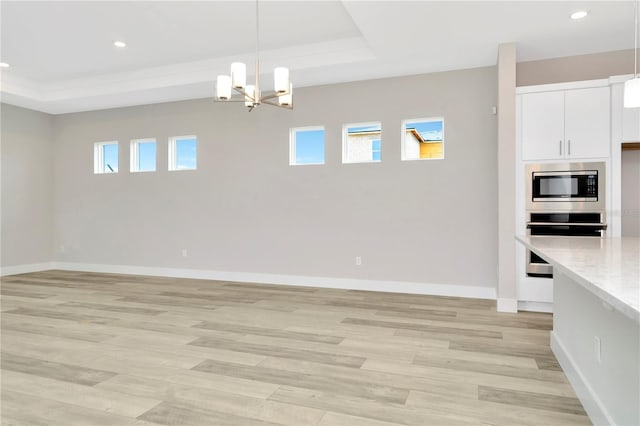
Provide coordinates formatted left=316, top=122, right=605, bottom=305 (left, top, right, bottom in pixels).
left=59, top=245, right=66, bottom=253
left=355, top=256, right=362, bottom=266
left=181, top=249, right=188, bottom=257
left=594, top=336, right=601, bottom=363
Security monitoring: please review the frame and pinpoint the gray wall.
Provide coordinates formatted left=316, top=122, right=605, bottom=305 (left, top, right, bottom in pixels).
left=517, top=49, right=637, bottom=87
left=1, top=104, right=54, bottom=267
left=51, top=66, right=499, bottom=289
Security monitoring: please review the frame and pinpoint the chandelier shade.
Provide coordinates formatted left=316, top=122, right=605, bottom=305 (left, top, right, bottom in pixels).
left=216, top=75, right=232, bottom=101
left=244, top=85, right=256, bottom=108
left=231, top=62, right=247, bottom=89
left=624, top=78, right=640, bottom=108
left=214, top=0, right=293, bottom=111
left=274, top=67, right=290, bottom=93
left=278, top=84, right=293, bottom=107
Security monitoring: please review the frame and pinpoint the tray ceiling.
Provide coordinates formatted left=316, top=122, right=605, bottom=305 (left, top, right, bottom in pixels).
left=0, top=1, right=634, bottom=114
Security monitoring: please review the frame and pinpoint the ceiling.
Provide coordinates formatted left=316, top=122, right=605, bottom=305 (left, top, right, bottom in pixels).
left=0, top=1, right=635, bottom=114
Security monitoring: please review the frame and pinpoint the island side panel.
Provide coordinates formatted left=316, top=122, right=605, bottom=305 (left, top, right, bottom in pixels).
left=552, top=269, right=640, bottom=426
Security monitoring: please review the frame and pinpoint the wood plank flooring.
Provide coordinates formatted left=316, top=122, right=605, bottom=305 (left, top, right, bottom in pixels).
left=0, top=270, right=591, bottom=425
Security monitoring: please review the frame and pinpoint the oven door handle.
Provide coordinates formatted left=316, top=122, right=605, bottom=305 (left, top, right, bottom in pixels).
left=527, top=222, right=608, bottom=229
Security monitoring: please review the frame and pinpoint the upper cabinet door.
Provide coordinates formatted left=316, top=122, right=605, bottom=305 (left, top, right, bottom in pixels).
left=564, top=87, right=610, bottom=159
left=522, top=91, right=565, bottom=161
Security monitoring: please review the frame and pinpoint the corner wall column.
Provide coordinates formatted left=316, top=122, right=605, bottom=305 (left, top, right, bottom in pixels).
left=497, top=43, right=518, bottom=312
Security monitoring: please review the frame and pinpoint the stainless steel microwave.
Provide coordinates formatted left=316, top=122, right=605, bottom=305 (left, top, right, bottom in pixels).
left=525, top=162, right=606, bottom=212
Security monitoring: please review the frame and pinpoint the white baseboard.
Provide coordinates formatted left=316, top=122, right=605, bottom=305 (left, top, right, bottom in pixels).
left=518, top=301, right=553, bottom=313
left=0, top=262, right=55, bottom=277
left=53, top=261, right=497, bottom=300
left=551, top=331, right=614, bottom=426
left=497, top=298, right=518, bottom=313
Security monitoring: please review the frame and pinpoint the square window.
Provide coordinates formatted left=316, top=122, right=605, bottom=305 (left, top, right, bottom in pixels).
left=130, top=139, right=157, bottom=172
left=342, top=122, right=382, bottom=163
left=402, top=118, right=445, bottom=160
left=290, top=126, right=325, bottom=165
left=94, top=141, right=118, bottom=174
left=169, top=136, right=197, bottom=171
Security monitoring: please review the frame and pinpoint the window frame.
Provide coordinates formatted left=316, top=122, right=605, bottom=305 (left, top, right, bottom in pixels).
left=130, top=138, right=157, bottom=173
left=401, top=117, right=445, bottom=161
left=168, top=135, right=198, bottom=171
left=93, top=141, right=119, bottom=174
left=342, top=121, right=383, bottom=164
left=289, top=126, right=326, bottom=166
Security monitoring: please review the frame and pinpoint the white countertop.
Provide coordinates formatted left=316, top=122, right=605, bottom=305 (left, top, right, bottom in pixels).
left=516, top=236, right=640, bottom=323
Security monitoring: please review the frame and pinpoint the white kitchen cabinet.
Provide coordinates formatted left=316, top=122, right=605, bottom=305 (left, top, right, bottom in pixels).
left=622, top=105, right=640, bottom=142
left=521, top=86, right=610, bottom=160
left=564, top=87, right=610, bottom=158
left=522, top=91, right=565, bottom=161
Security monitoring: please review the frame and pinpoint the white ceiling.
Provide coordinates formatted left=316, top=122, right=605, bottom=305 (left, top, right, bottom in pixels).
left=0, top=1, right=635, bottom=114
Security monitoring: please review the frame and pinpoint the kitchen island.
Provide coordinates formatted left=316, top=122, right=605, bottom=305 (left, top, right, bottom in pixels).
left=516, top=236, right=639, bottom=426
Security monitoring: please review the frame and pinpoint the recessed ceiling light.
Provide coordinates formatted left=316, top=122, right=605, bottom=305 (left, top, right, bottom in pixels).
left=571, top=11, right=588, bottom=20
left=0, top=62, right=9, bottom=68
left=113, top=41, right=127, bottom=48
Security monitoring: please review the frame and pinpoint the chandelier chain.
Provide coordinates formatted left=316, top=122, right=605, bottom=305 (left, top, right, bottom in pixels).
left=635, top=0, right=638, bottom=77
left=255, top=0, right=260, bottom=95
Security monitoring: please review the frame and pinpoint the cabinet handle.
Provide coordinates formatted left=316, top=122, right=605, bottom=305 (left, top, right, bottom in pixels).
left=559, top=140, right=562, bottom=156
left=568, top=140, right=571, bottom=156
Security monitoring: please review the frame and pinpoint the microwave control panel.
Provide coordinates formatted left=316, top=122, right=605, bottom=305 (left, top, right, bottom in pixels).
left=586, top=174, right=597, bottom=197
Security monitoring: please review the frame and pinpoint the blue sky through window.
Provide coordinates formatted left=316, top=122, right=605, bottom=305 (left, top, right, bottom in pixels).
left=295, top=129, right=324, bottom=164
left=103, top=143, right=118, bottom=172
left=371, top=139, right=381, bottom=161
left=348, top=124, right=380, bottom=134
left=175, top=138, right=197, bottom=170
left=138, top=141, right=156, bottom=171
left=406, top=120, right=443, bottom=141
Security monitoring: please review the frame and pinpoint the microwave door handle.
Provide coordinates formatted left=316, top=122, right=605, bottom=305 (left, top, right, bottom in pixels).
left=559, top=140, right=562, bottom=156
left=568, top=140, right=571, bottom=156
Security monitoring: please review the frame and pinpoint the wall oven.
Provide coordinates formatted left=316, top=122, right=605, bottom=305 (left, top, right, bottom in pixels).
left=525, top=162, right=606, bottom=278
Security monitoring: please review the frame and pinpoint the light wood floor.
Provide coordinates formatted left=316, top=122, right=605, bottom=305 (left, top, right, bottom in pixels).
left=0, top=270, right=590, bottom=426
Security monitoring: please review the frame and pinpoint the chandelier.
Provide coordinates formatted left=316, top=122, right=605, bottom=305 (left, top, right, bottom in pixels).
left=215, top=0, right=293, bottom=111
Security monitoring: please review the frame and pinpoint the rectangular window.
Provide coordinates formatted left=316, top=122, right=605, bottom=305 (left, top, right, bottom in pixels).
left=402, top=118, right=445, bottom=160
left=93, top=141, right=118, bottom=174
left=169, top=135, right=197, bottom=171
left=130, top=138, right=157, bottom=172
left=342, top=122, right=382, bottom=163
left=290, top=126, right=325, bottom=165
